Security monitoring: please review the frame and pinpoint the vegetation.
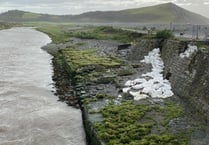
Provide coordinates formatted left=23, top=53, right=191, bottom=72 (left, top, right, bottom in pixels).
left=22, top=12, right=42, bottom=19
left=36, top=24, right=73, bottom=43
left=68, top=26, right=141, bottom=43
left=94, top=100, right=189, bottom=145
left=54, top=52, right=65, bottom=66
left=195, top=41, right=209, bottom=50
left=62, top=48, right=122, bottom=72
left=37, top=25, right=142, bottom=43
left=0, top=22, right=19, bottom=30
left=124, top=3, right=177, bottom=22
left=57, top=47, right=123, bottom=85
left=156, top=29, right=174, bottom=39
left=82, top=93, right=114, bottom=104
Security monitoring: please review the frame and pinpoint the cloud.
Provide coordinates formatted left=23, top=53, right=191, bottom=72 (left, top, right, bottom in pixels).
left=203, top=0, right=209, bottom=4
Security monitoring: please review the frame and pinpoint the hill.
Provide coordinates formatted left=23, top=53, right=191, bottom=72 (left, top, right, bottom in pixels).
left=72, top=3, right=209, bottom=24
left=0, top=3, right=209, bottom=24
left=0, top=10, right=71, bottom=22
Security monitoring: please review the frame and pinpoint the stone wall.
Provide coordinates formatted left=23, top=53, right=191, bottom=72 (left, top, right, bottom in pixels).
left=189, top=50, right=209, bottom=122
left=162, top=40, right=209, bottom=123
left=128, top=39, right=160, bottom=61
left=129, top=39, right=209, bottom=123
left=161, top=40, right=192, bottom=99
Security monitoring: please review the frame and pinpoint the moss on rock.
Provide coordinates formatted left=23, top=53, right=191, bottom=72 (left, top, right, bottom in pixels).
left=93, top=100, right=188, bottom=145
left=62, top=48, right=122, bottom=73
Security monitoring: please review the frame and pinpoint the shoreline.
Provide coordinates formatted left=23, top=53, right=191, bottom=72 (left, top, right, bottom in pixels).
left=39, top=26, right=209, bottom=145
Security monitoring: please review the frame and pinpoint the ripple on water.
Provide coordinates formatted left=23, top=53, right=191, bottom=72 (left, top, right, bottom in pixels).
left=0, top=27, right=85, bottom=145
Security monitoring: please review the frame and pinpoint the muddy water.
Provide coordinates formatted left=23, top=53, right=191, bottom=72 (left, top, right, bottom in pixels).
left=0, top=27, right=85, bottom=145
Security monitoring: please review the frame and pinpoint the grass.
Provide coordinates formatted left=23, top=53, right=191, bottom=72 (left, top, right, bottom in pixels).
left=36, top=24, right=142, bottom=43
left=22, top=22, right=77, bottom=43
left=93, top=100, right=188, bottom=145
left=68, top=26, right=141, bottom=43
left=36, top=24, right=71, bottom=43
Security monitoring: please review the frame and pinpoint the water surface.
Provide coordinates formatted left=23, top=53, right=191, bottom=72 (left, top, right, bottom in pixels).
left=0, top=27, right=85, bottom=145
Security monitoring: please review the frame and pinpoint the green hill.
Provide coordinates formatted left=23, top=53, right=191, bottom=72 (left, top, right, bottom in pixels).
left=0, top=3, right=209, bottom=24
left=0, top=10, right=71, bottom=22
left=72, top=3, right=209, bottom=24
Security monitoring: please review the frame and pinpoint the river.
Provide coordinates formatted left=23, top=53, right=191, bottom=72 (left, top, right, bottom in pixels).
left=0, top=27, right=86, bottom=145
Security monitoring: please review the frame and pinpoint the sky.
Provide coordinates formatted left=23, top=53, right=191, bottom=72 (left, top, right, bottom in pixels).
left=0, top=0, right=209, bottom=18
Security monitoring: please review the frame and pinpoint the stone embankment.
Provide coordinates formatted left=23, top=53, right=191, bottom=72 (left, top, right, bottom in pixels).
left=130, top=39, right=209, bottom=123
left=161, top=40, right=209, bottom=123
left=45, top=37, right=209, bottom=145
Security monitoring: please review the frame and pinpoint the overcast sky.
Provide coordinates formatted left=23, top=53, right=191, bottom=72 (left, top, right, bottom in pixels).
left=0, top=0, right=209, bottom=18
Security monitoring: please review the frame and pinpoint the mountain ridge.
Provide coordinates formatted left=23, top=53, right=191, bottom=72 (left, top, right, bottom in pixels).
left=0, top=3, right=209, bottom=24
left=72, top=3, right=209, bottom=24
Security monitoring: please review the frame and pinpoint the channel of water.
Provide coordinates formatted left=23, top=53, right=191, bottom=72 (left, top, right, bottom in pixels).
left=0, top=27, right=86, bottom=145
